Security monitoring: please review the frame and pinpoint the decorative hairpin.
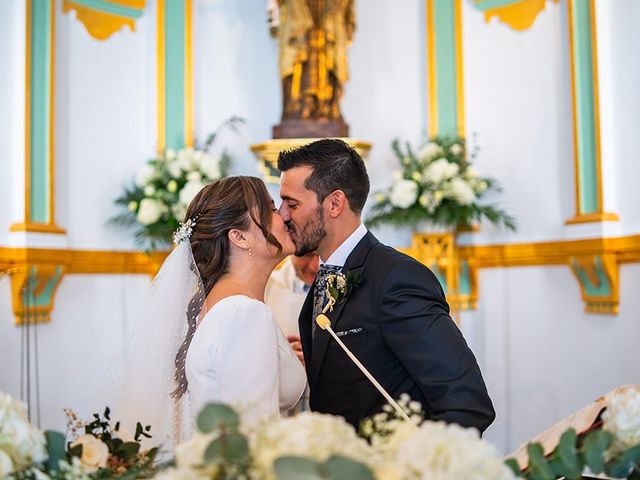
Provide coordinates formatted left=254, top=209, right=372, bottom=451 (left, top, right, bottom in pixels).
left=173, top=218, right=197, bottom=245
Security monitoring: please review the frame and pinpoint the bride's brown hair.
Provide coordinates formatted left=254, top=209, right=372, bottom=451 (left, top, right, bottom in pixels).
left=172, top=176, right=282, bottom=398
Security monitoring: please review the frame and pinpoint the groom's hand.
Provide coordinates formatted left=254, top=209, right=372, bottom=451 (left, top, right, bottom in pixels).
left=287, top=335, right=305, bottom=366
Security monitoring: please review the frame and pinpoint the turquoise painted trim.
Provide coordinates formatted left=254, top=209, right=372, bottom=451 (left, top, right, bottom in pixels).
left=430, top=263, right=447, bottom=293
left=22, top=266, right=63, bottom=307
left=572, top=256, right=611, bottom=296
left=164, top=0, right=186, bottom=150
left=30, top=0, right=52, bottom=223
left=475, top=0, right=521, bottom=11
left=433, top=1, right=458, bottom=137
left=459, top=260, right=471, bottom=295
left=70, top=0, right=143, bottom=18
left=571, top=0, right=598, bottom=214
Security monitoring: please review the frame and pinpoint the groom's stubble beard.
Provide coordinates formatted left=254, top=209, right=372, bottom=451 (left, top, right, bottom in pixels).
left=291, top=204, right=327, bottom=257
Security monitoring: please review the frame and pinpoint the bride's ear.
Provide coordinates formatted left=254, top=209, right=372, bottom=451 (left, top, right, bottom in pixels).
left=228, top=228, right=250, bottom=251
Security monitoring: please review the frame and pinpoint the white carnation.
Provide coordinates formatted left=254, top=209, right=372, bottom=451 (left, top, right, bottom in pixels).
left=200, top=155, right=221, bottom=180
left=389, top=179, right=419, bottom=209
left=380, top=421, right=516, bottom=480
left=135, top=163, right=156, bottom=187
left=418, top=142, right=444, bottom=161
left=167, top=160, right=182, bottom=178
left=446, top=177, right=476, bottom=205
left=144, top=185, right=155, bottom=197
left=137, top=198, right=166, bottom=225
left=424, top=158, right=459, bottom=184
left=603, top=387, right=640, bottom=454
left=179, top=181, right=205, bottom=207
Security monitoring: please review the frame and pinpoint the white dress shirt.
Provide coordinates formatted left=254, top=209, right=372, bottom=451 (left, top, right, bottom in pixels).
left=322, top=223, right=368, bottom=267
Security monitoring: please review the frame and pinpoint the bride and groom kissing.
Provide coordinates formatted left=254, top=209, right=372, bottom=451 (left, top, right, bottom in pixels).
left=118, top=138, right=495, bottom=443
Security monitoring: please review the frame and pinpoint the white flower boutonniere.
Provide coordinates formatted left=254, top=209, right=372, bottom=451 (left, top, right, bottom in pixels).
left=323, top=270, right=363, bottom=314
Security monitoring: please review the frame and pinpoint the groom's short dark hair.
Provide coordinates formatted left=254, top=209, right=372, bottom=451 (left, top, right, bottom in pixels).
left=277, top=139, right=370, bottom=214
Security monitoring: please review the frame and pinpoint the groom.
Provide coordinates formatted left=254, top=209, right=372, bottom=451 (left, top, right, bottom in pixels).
left=278, top=139, right=495, bottom=433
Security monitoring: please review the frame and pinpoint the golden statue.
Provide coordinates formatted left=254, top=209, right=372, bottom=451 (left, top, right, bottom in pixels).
left=268, top=0, right=356, bottom=137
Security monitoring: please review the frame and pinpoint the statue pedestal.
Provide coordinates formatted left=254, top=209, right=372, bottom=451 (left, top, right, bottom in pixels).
left=273, top=118, right=349, bottom=139
left=250, top=137, right=372, bottom=184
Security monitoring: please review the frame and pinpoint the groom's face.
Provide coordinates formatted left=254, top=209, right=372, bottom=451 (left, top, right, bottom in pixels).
left=279, top=166, right=327, bottom=257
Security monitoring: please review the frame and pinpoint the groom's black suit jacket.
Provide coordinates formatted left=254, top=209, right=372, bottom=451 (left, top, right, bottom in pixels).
left=298, top=232, right=495, bottom=433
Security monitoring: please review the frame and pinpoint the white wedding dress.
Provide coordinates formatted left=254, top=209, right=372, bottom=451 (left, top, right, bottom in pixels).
left=185, top=295, right=307, bottom=424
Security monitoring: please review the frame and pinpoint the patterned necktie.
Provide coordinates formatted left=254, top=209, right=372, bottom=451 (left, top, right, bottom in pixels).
left=312, top=264, right=342, bottom=339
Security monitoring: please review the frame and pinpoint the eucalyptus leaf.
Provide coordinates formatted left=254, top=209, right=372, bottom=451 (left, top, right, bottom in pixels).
left=197, top=403, right=239, bottom=433
left=504, top=458, right=523, bottom=477
left=552, top=428, right=583, bottom=479
left=43, top=431, right=66, bottom=472
left=325, top=455, right=375, bottom=480
left=204, top=432, right=249, bottom=464
left=582, top=429, right=612, bottom=473
left=274, top=456, right=324, bottom=480
left=604, top=444, right=640, bottom=478
left=527, top=442, right=555, bottom=480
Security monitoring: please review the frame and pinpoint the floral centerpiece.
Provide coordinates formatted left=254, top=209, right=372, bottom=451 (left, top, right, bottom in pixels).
left=111, top=117, right=243, bottom=250
left=366, top=137, right=516, bottom=232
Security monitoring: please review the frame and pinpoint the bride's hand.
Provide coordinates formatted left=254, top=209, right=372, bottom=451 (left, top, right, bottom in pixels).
left=287, top=335, right=305, bottom=366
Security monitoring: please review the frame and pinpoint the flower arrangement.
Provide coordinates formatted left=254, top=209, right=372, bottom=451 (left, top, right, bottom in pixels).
left=506, top=386, right=640, bottom=480
left=111, top=117, right=243, bottom=250
left=0, top=393, right=47, bottom=477
left=366, top=137, right=516, bottom=232
left=324, top=270, right=362, bottom=310
left=4, top=387, right=640, bottom=479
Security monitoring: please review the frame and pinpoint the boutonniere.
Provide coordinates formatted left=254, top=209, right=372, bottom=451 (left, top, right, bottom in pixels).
left=323, top=270, right=363, bottom=313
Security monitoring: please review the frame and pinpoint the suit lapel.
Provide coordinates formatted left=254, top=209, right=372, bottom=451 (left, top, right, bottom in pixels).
left=309, top=232, right=379, bottom=391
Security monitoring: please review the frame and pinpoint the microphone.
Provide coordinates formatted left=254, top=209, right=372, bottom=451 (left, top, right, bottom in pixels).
left=315, top=313, right=413, bottom=424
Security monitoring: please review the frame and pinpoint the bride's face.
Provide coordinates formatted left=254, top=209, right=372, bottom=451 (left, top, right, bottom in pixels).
left=268, top=203, right=296, bottom=258
left=248, top=200, right=295, bottom=261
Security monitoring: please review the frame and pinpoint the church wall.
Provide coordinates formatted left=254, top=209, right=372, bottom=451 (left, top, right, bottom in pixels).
left=0, top=0, right=639, bottom=455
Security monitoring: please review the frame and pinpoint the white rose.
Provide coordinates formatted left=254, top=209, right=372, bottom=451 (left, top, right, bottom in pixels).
left=200, top=155, right=221, bottom=180
left=449, top=143, right=463, bottom=156
left=179, top=181, right=205, bottom=207
left=167, top=160, right=182, bottom=178
left=165, top=149, right=177, bottom=161
left=135, top=164, right=156, bottom=187
left=418, top=142, right=443, bottom=161
left=175, top=432, right=216, bottom=468
left=465, top=166, right=478, bottom=178
left=0, top=450, right=14, bottom=477
left=177, top=148, right=196, bottom=170
left=424, top=158, right=459, bottom=184
left=389, top=180, right=419, bottom=209
left=137, top=198, right=165, bottom=225
left=186, top=171, right=202, bottom=182
left=144, top=185, right=155, bottom=197
left=70, top=435, right=109, bottom=472
left=447, top=178, right=476, bottom=205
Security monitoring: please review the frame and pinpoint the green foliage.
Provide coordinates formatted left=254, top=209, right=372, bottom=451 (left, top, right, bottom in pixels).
left=274, top=455, right=375, bottom=480
left=506, top=427, right=640, bottom=480
left=197, top=403, right=240, bottom=434
left=110, top=118, right=242, bottom=251
left=43, top=430, right=66, bottom=473
left=366, top=136, right=516, bottom=232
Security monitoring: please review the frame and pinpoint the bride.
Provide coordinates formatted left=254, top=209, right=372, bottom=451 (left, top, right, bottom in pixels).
left=105, top=176, right=306, bottom=447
